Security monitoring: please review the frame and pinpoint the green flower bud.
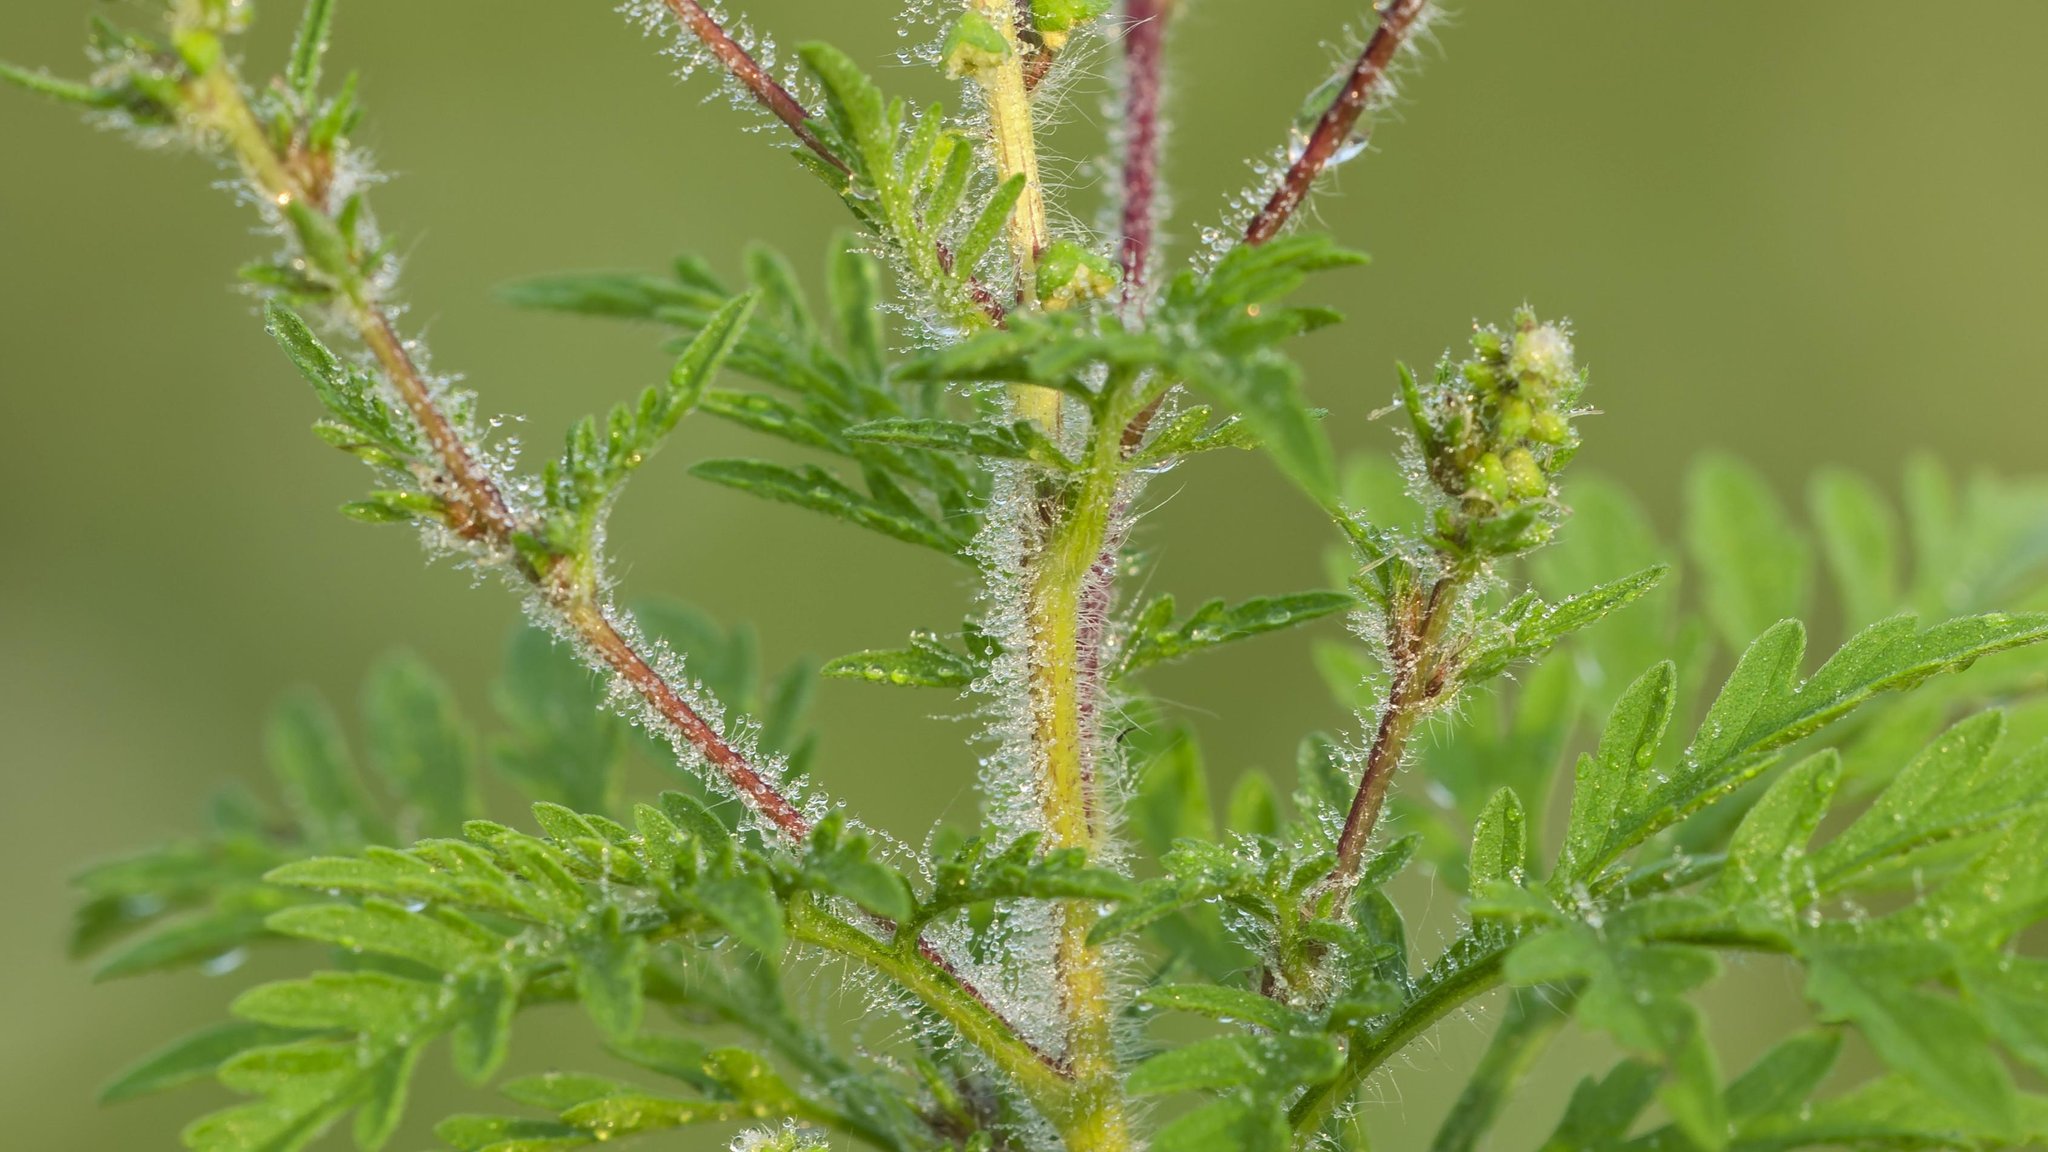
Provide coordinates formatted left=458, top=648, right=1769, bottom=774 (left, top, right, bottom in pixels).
left=1036, top=240, right=1119, bottom=312
left=1503, top=447, right=1547, bottom=500
left=1031, top=0, right=1113, bottom=33
left=943, top=11, right=1012, bottom=81
left=1495, top=396, right=1533, bottom=441
left=1530, top=407, right=1571, bottom=445
left=1461, top=361, right=1499, bottom=391
left=1472, top=452, right=1509, bottom=504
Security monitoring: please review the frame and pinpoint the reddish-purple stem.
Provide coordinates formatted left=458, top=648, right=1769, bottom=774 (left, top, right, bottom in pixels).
left=1118, top=0, right=1171, bottom=307
left=660, top=0, right=850, bottom=175
left=1242, top=0, right=1427, bottom=247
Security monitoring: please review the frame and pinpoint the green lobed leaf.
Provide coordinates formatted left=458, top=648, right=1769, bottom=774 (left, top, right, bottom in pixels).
left=689, top=459, right=966, bottom=555
left=1685, top=456, right=1813, bottom=653
left=361, top=651, right=478, bottom=838
left=267, top=689, right=389, bottom=848
left=1119, top=590, right=1354, bottom=679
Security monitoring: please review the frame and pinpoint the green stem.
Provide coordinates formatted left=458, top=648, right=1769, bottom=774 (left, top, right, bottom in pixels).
left=1291, top=936, right=1509, bottom=1142
left=1427, top=985, right=1575, bottom=1152
left=1024, top=426, right=1132, bottom=1150
left=789, top=898, right=1076, bottom=1123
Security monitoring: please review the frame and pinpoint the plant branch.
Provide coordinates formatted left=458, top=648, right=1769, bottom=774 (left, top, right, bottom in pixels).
left=1326, top=573, right=1460, bottom=891
left=790, top=897, right=1076, bottom=1122
left=658, top=0, right=850, bottom=175
left=183, top=29, right=1070, bottom=1097
left=1427, top=985, right=1575, bottom=1152
left=1242, top=0, right=1428, bottom=247
left=1117, top=0, right=1172, bottom=308
left=1290, top=935, right=1508, bottom=1142
left=659, top=0, right=1007, bottom=330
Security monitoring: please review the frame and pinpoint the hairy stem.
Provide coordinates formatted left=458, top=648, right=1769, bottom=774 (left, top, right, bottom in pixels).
left=1117, top=0, right=1172, bottom=308
left=180, top=40, right=1069, bottom=1081
left=1327, top=574, right=1460, bottom=891
left=1243, top=0, right=1428, bottom=247
left=789, top=898, right=1076, bottom=1122
left=1291, top=936, right=1508, bottom=1141
left=967, top=0, right=1060, bottom=429
left=190, top=61, right=822, bottom=848
left=1427, top=986, right=1574, bottom=1152
left=1025, top=435, right=1131, bottom=1149
left=658, top=0, right=849, bottom=174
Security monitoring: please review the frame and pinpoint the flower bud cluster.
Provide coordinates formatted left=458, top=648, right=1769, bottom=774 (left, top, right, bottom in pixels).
left=1400, top=308, right=1583, bottom=557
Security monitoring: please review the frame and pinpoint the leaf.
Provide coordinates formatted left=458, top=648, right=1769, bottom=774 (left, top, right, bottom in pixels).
left=1960, top=957, right=2048, bottom=1080
left=361, top=651, right=478, bottom=838
left=1507, top=926, right=1725, bottom=1150
left=694, top=873, right=786, bottom=956
left=821, top=643, right=977, bottom=689
left=1127, top=724, right=1216, bottom=860
left=1127, top=1034, right=1341, bottom=1096
left=1808, top=710, right=2026, bottom=890
left=1714, top=750, right=1839, bottom=909
left=1461, top=565, right=1669, bottom=681
left=843, top=417, right=1074, bottom=470
left=1137, top=985, right=1312, bottom=1034
left=829, top=245, right=886, bottom=385
left=286, top=0, right=337, bottom=105
left=1466, top=788, right=1528, bottom=895
left=265, top=899, right=489, bottom=974
left=491, top=625, right=621, bottom=815
left=1595, top=612, right=2048, bottom=876
left=1686, top=456, right=1813, bottom=652
left=569, top=908, right=647, bottom=1042
left=1539, top=1059, right=1660, bottom=1151
left=1227, top=773, right=1281, bottom=840
left=1803, top=942, right=2018, bottom=1138
left=100, top=1021, right=310, bottom=1104
left=1558, top=662, right=1678, bottom=881
left=803, top=812, right=915, bottom=921
left=267, top=690, right=388, bottom=848
left=1725, top=1029, right=1841, bottom=1125
left=1179, top=352, right=1336, bottom=508
left=689, top=459, right=965, bottom=555
left=497, top=271, right=718, bottom=320
left=1119, top=591, right=1354, bottom=679
left=1151, top=1098, right=1289, bottom=1152
left=1810, top=468, right=1901, bottom=631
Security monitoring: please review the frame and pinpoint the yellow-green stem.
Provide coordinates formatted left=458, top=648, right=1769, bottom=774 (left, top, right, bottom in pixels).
left=1026, top=433, right=1129, bottom=1150
left=966, top=0, right=1060, bottom=431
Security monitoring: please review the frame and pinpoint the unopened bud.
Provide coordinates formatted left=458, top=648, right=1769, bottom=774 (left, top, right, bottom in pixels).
left=1036, top=240, right=1118, bottom=311
left=943, top=11, right=1012, bottom=81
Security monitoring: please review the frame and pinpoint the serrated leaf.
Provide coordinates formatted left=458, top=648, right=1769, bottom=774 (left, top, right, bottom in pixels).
left=1715, top=750, right=1839, bottom=909
left=1466, top=787, right=1528, bottom=896
left=1119, top=590, right=1353, bottom=679
left=1811, top=468, right=1902, bottom=631
left=361, top=651, right=478, bottom=839
left=1462, top=565, right=1669, bottom=681
left=689, top=459, right=965, bottom=554
left=1559, top=662, right=1678, bottom=881
left=1138, top=985, right=1312, bottom=1033
left=1803, top=943, right=2018, bottom=1138
left=267, top=689, right=388, bottom=848
left=694, top=873, right=786, bottom=956
left=1686, top=456, right=1813, bottom=652
left=1179, top=352, right=1336, bottom=508
left=100, top=1021, right=310, bottom=1104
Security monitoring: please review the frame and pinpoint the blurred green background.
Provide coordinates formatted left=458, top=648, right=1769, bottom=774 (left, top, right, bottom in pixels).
left=3, top=1, right=2046, bottom=1148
